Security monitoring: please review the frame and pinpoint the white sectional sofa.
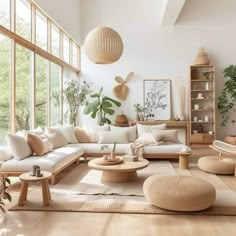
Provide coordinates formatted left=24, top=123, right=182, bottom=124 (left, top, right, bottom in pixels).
left=0, top=123, right=190, bottom=184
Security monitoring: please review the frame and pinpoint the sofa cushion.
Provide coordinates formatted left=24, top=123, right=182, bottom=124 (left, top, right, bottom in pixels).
left=27, top=133, right=48, bottom=156
left=137, top=123, right=166, bottom=136
left=152, top=130, right=179, bottom=143
left=45, top=127, right=68, bottom=148
left=0, top=147, right=13, bottom=161
left=110, top=125, right=137, bottom=142
left=135, top=133, right=163, bottom=145
left=6, top=134, right=32, bottom=160
left=98, top=131, right=129, bottom=144
left=74, top=127, right=91, bottom=143
left=143, top=143, right=186, bottom=154
left=57, top=124, right=78, bottom=144
left=90, top=125, right=110, bottom=142
left=0, top=146, right=84, bottom=173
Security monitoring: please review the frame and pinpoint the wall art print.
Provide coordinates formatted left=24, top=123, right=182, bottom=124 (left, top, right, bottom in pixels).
left=143, top=80, right=171, bottom=120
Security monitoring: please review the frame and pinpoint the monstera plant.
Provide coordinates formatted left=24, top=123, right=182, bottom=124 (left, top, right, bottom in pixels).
left=84, top=87, right=121, bottom=125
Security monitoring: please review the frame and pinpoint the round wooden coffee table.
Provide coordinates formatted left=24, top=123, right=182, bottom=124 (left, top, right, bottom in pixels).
left=88, top=157, right=149, bottom=183
left=18, top=171, right=52, bottom=206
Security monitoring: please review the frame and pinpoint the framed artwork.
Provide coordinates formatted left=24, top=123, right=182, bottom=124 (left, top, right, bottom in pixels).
left=143, top=80, right=171, bottom=120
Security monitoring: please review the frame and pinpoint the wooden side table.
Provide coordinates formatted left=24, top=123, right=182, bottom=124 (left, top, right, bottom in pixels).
left=178, top=152, right=191, bottom=170
left=18, top=171, right=52, bottom=206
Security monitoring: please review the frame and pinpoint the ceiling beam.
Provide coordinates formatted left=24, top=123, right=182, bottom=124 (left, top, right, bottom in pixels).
left=160, top=0, right=186, bottom=26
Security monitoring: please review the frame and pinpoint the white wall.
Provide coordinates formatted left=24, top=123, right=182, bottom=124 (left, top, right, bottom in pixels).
left=34, top=0, right=81, bottom=42
left=79, top=0, right=236, bottom=140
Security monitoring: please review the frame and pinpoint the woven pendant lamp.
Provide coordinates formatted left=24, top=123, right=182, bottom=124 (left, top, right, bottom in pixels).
left=84, top=27, right=123, bottom=64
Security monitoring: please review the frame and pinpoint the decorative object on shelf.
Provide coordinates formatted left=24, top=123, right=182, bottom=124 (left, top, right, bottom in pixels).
left=133, top=104, right=142, bottom=121
left=193, top=116, right=198, bottom=122
left=193, top=130, right=198, bottom=134
left=84, top=87, right=121, bottom=126
left=218, top=65, right=236, bottom=128
left=194, top=104, right=200, bottom=110
left=202, top=71, right=213, bottom=80
left=197, top=124, right=204, bottom=133
left=144, top=80, right=171, bottom=120
left=197, top=93, right=204, bottom=99
left=208, top=131, right=214, bottom=135
left=175, top=77, right=185, bottom=121
left=205, top=82, right=210, bottom=91
left=113, top=72, right=134, bottom=101
left=54, top=80, right=92, bottom=125
left=84, top=27, right=123, bottom=64
left=205, top=116, right=209, bottom=122
left=115, top=111, right=128, bottom=125
left=194, top=47, right=210, bottom=65
left=0, top=177, right=11, bottom=213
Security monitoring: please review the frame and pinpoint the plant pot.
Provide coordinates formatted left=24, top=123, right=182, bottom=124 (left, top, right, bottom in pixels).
left=224, top=135, right=236, bottom=145
left=115, top=114, right=128, bottom=124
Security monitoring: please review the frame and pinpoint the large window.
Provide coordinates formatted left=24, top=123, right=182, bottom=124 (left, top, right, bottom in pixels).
left=16, top=0, right=31, bottom=41
left=0, top=0, right=10, bottom=29
left=51, top=24, right=60, bottom=58
left=50, top=63, right=61, bottom=126
left=36, top=10, right=47, bottom=51
left=63, top=34, right=70, bottom=64
left=0, top=34, right=11, bottom=142
left=0, top=0, right=80, bottom=142
left=35, top=55, right=47, bottom=127
left=15, top=44, right=33, bottom=131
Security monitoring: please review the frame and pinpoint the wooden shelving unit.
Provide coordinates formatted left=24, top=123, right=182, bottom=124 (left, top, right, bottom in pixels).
left=189, top=65, right=216, bottom=144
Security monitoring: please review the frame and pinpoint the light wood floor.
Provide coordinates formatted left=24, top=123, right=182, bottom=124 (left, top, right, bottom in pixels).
left=1, top=146, right=236, bottom=236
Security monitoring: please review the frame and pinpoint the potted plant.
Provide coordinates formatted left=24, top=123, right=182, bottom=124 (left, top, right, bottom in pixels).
left=54, top=80, right=92, bottom=126
left=218, top=65, right=236, bottom=144
left=0, top=177, right=11, bottom=213
left=83, top=87, right=121, bottom=126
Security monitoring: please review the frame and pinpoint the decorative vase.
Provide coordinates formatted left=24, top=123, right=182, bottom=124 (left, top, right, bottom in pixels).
left=205, top=82, right=209, bottom=91
left=139, top=114, right=144, bottom=121
left=110, top=152, right=116, bottom=160
left=194, top=47, right=210, bottom=65
left=115, top=113, right=128, bottom=124
left=135, top=113, right=140, bottom=121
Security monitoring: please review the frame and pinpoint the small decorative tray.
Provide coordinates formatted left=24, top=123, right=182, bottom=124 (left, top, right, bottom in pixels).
left=95, top=156, right=123, bottom=166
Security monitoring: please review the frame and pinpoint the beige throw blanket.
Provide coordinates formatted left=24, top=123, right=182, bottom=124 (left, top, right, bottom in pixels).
left=126, top=142, right=144, bottom=158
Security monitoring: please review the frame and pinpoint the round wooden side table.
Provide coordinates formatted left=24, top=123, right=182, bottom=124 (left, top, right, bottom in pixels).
left=177, top=152, right=191, bottom=170
left=18, top=171, right=52, bottom=206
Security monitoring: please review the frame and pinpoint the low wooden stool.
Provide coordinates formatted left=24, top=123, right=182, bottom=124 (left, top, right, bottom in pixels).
left=18, top=171, right=52, bottom=206
left=177, top=152, right=191, bottom=170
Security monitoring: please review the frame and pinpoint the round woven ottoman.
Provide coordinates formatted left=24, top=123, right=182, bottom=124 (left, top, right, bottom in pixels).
left=143, top=175, right=216, bottom=212
left=198, top=156, right=236, bottom=175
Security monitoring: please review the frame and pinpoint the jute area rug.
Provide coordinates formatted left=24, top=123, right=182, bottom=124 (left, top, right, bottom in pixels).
left=9, top=161, right=236, bottom=215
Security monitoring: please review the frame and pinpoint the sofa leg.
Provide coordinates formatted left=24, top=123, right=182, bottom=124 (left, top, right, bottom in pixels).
left=76, top=158, right=80, bottom=166
left=51, top=174, right=56, bottom=185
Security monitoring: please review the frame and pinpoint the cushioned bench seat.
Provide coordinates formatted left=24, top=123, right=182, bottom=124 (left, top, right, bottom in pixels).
left=0, top=146, right=84, bottom=184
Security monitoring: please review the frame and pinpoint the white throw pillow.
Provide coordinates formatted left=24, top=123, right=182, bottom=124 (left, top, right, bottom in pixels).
left=110, top=125, right=137, bottom=142
left=0, top=147, right=13, bottom=161
left=89, top=125, right=110, bottom=143
left=6, top=134, right=32, bottom=160
left=45, top=127, right=68, bottom=148
left=135, top=133, right=163, bottom=145
left=137, top=123, right=166, bottom=136
left=152, top=130, right=180, bottom=143
left=57, top=124, right=78, bottom=144
left=98, top=131, right=129, bottom=144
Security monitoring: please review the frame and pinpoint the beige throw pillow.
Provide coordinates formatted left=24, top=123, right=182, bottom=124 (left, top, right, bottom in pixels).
left=152, top=130, right=179, bottom=143
left=74, top=127, right=91, bottom=143
left=110, top=125, right=137, bottom=142
left=89, top=125, right=110, bottom=143
left=27, top=133, right=48, bottom=156
left=137, top=123, right=166, bottom=136
left=98, top=131, right=129, bottom=144
left=135, top=133, right=163, bottom=145
left=45, top=127, right=68, bottom=148
left=6, top=134, right=32, bottom=160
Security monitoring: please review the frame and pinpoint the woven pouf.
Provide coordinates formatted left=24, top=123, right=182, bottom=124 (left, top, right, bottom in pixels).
left=143, top=175, right=216, bottom=212
left=198, top=156, right=236, bottom=175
